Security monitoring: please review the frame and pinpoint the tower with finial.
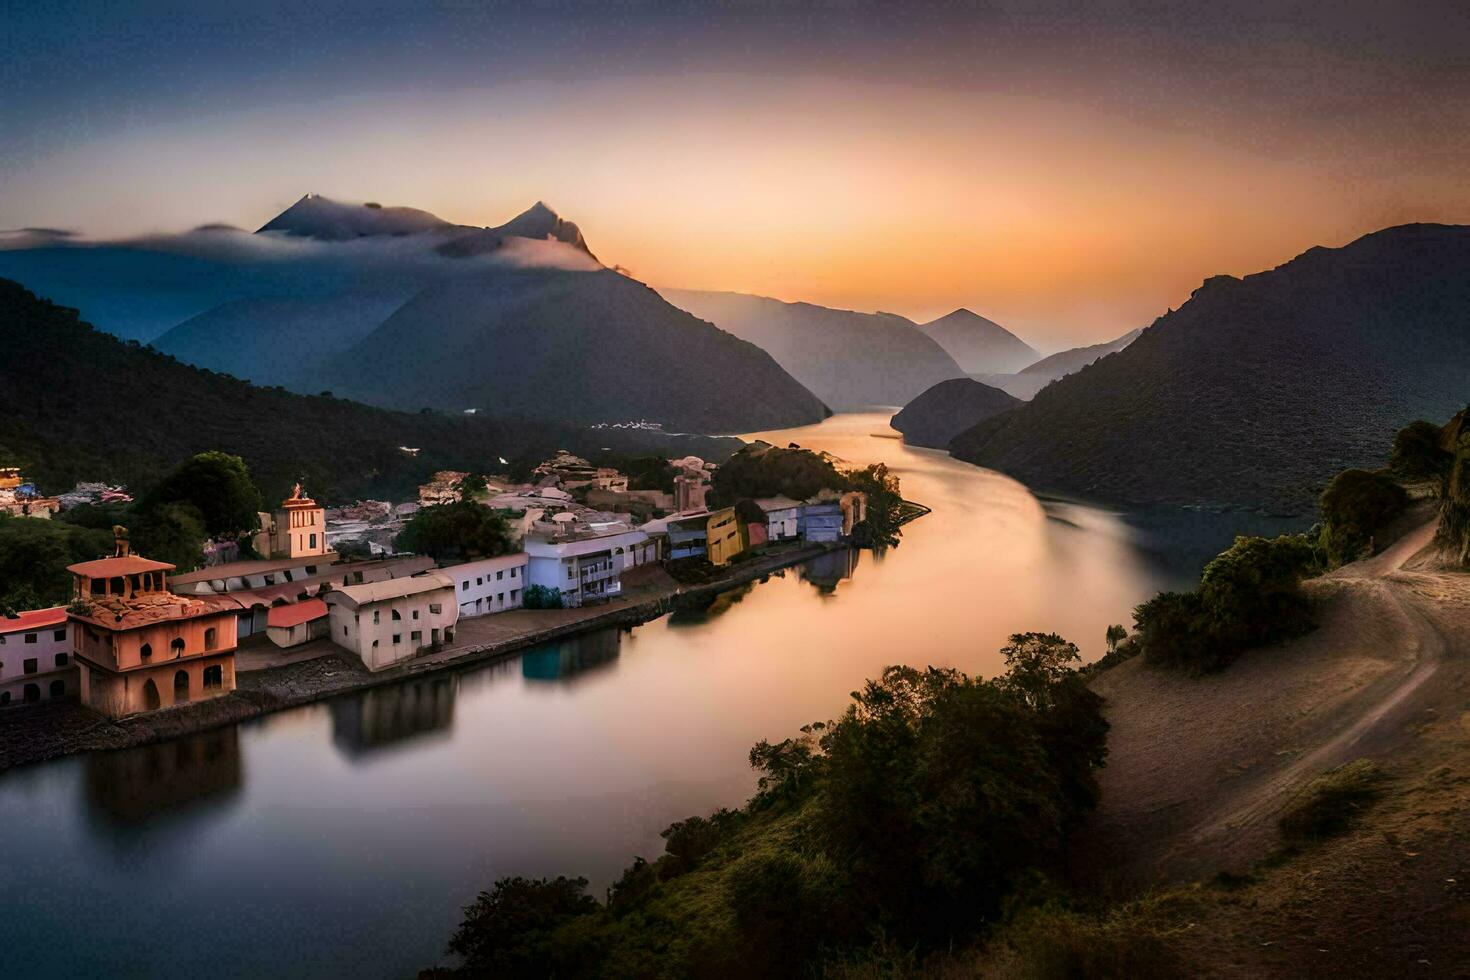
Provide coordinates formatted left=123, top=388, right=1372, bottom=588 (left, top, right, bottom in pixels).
left=265, top=483, right=330, bottom=559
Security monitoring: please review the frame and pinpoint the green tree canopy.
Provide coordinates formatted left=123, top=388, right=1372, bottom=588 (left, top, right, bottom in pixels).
left=0, top=514, right=114, bottom=609
left=395, top=501, right=514, bottom=562
left=1318, top=468, right=1409, bottom=567
left=142, top=451, right=264, bottom=539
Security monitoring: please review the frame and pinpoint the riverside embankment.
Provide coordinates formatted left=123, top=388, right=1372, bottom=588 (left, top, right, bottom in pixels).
left=0, top=540, right=846, bottom=773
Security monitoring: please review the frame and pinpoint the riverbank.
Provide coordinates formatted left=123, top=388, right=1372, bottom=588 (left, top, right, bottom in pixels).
left=0, top=540, right=851, bottom=773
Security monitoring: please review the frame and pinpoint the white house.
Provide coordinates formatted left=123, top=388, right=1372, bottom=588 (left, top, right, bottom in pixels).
left=0, top=608, right=75, bottom=707
left=324, top=573, right=459, bottom=671
left=753, top=496, right=802, bottom=542
left=524, top=527, right=652, bottom=608
left=446, top=553, right=530, bottom=618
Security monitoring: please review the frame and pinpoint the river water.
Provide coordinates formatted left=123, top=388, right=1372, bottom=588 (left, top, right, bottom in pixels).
left=0, top=413, right=1184, bottom=978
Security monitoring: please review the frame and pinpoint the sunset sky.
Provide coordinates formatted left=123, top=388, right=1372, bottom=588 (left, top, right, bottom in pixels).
left=4, top=1, right=1468, bottom=351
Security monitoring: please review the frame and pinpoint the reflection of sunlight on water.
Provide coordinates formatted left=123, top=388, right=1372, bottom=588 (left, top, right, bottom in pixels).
left=0, top=412, right=1186, bottom=980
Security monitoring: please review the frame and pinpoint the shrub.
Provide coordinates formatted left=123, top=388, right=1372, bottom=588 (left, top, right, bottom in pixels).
left=1278, top=759, right=1382, bottom=841
left=445, top=876, right=599, bottom=978
left=521, top=584, right=564, bottom=610
left=1134, top=534, right=1318, bottom=673
left=1319, top=469, right=1409, bottom=566
left=1389, top=419, right=1451, bottom=480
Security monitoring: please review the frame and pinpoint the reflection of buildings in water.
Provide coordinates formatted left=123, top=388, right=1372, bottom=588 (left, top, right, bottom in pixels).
left=330, top=675, right=457, bottom=758
left=667, top=580, right=756, bottom=627
left=84, top=726, right=243, bottom=829
left=520, top=629, right=622, bottom=684
left=798, top=548, right=861, bottom=594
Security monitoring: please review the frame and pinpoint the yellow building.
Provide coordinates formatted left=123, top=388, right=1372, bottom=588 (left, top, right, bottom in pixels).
left=704, top=507, right=744, bottom=567
left=265, top=484, right=330, bottom=560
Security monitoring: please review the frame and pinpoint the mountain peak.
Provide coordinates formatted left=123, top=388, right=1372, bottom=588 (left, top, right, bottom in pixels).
left=919, top=308, right=1039, bottom=374
left=257, top=194, right=456, bottom=240
left=437, top=201, right=597, bottom=262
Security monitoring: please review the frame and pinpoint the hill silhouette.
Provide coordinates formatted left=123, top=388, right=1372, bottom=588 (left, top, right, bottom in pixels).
left=951, top=224, right=1470, bottom=514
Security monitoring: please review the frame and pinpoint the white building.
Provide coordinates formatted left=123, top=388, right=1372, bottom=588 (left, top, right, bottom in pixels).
left=753, top=496, right=802, bottom=542
left=524, top=527, right=653, bottom=608
left=0, top=608, right=76, bottom=707
left=324, top=573, right=459, bottom=671
left=446, top=553, right=530, bottom=618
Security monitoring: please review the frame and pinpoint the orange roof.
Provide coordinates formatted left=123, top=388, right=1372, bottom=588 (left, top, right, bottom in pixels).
left=0, top=606, right=67, bottom=633
left=267, top=598, right=328, bottom=629
left=67, top=555, right=176, bottom=578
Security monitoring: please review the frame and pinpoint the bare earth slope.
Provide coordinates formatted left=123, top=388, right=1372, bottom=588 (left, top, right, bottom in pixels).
left=1083, top=513, right=1470, bottom=975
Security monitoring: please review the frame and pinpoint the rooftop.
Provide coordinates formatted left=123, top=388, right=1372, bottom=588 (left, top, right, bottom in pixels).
left=267, top=598, right=328, bottom=629
left=67, top=555, right=175, bottom=579
left=0, top=606, right=67, bottom=633
left=325, top=572, right=456, bottom=608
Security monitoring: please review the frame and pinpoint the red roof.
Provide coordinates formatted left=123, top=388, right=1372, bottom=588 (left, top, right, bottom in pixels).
left=0, top=606, right=67, bottom=633
left=267, top=598, right=328, bottom=629
left=67, top=555, right=176, bottom=578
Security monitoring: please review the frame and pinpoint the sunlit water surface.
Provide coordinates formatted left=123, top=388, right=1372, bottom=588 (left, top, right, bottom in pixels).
left=0, top=413, right=1185, bottom=978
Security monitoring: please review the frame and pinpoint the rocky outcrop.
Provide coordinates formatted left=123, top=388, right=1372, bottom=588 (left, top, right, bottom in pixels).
left=1435, top=407, right=1470, bottom=566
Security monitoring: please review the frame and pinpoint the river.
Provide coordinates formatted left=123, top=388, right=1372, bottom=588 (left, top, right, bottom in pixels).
left=0, top=412, right=1186, bottom=978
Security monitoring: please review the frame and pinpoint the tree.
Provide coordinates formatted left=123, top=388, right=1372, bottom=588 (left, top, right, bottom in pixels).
left=1389, top=419, right=1452, bottom=480
left=142, top=451, right=263, bottom=539
left=444, top=876, right=599, bottom=978
left=995, top=632, right=1082, bottom=712
left=395, top=500, right=514, bottom=562
left=459, top=473, right=489, bottom=499
left=1105, top=624, right=1127, bottom=653
left=846, top=462, right=904, bottom=548
left=521, top=584, right=564, bottom=610
left=1319, top=469, right=1409, bottom=567
left=130, top=503, right=209, bottom=573
left=0, top=514, right=113, bottom=608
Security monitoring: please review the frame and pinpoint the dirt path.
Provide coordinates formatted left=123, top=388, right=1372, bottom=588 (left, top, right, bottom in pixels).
left=1170, top=520, right=1448, bottom=867
left=1084, top=516, right=1466, bottom=886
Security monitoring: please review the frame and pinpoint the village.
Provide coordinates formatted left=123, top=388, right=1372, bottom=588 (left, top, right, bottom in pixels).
left=0, top=451, right=870, bottom=731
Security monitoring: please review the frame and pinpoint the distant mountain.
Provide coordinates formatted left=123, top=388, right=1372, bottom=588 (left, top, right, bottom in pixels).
left=327, top=269, right=830, bottom=432
left=660, top=289, right=965, bottom=409
left=951, top=224, right=1470, bottom=514
left=976, top=328, right=1143, bottom=400
left=257, top=194, right=461, bottom=240
left=918, top=308, right=1039, bottom=374
left=0, top=279, right=740, bottom=502
left=152, top=289, right=415, bottom=388
left=436, top=201, right=596, bottom=261
left=890, top=379, right=1021, bottom=449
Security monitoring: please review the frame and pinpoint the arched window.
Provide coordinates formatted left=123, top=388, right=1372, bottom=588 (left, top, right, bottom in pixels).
left=49, top=679, right=65, bottom=699
left=203, top=665, right=223, bottom=690
left=142, top=678, right=160, bottom=711
left=391, top=609, right=402, bottom=621
left=204, top=628, right=217, bottom=651
left=139, top=643, right=152, bottom=661
left=174, top=670, right=190, bottom=703
left=23, top=683, right=40, bottom=704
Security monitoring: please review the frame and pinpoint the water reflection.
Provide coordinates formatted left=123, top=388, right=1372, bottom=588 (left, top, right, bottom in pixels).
left=798, top=547, right=861, bottom=593
left=83, top=728, right=243, bottom=848
left=520, top=629, right=622, bottom=683
left=331, top=676, right=458, bottom=759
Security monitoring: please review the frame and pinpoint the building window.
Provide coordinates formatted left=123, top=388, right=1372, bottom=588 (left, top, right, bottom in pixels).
left=511, top=568, right=518, bottom=578
left=53, top=629, right=66, bottom=642
left=476, top=577, right=483, bottom=585
left=54, top=653, right=68, bottom=668
left=392, top=634, right=401, bottom=644
left=24, top=633, right=36, bottom=644
left=461, top=581, right=469, bottom=591
left=0, top=691, right=9, bottom=706
left=391, top=610, right=402, bottom=621
left=373, top=610, right=380, bottom=625
left=174, top=670, right=190, bottom=702
left=204, top=627, right=218, bottom=651
left=23, top=658, right=38, bottom=674
left=203, top=665, right=223, bottom=690
left=23, top=683, right=40, bottom=703
left=498, top=593, right=504, bottom=603
left=567, top=566, right=575, bottom=579
left=309, top=533, right=317, bottom=549
left=511, top=589, right=519, bottom=602
left=412, top=609, right=420, bottom=620
left=49, top=679, right=65, bottom=699
left=140, top=643, right=152, bottom=661
left=496, top=570, right=504, bottom=581
left=429, top=603, right=442, bottom=615
left=410, top=631, right=422, bottom=643
left=170, top=637, right=186, bottom=656
left=343, top=626, right=349, bottom=637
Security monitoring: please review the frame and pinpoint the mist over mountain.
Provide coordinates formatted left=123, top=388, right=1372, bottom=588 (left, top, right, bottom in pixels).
left=257, top=194, right=461, bottom=240
left=326, top=269, right=828, bottom=432
left=890, top=378, right=1021, bottom=449
left=918, top=308, right=1039, bottom=374
left=976, top=327, right=1143, bottom=400
left=0, top=278, right=740, bottom=502
left=1, top=198, right=826, bottom=433
left=951, top=224, right=1470, bottom=514
left=660, top=289, right=965, bottom=409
